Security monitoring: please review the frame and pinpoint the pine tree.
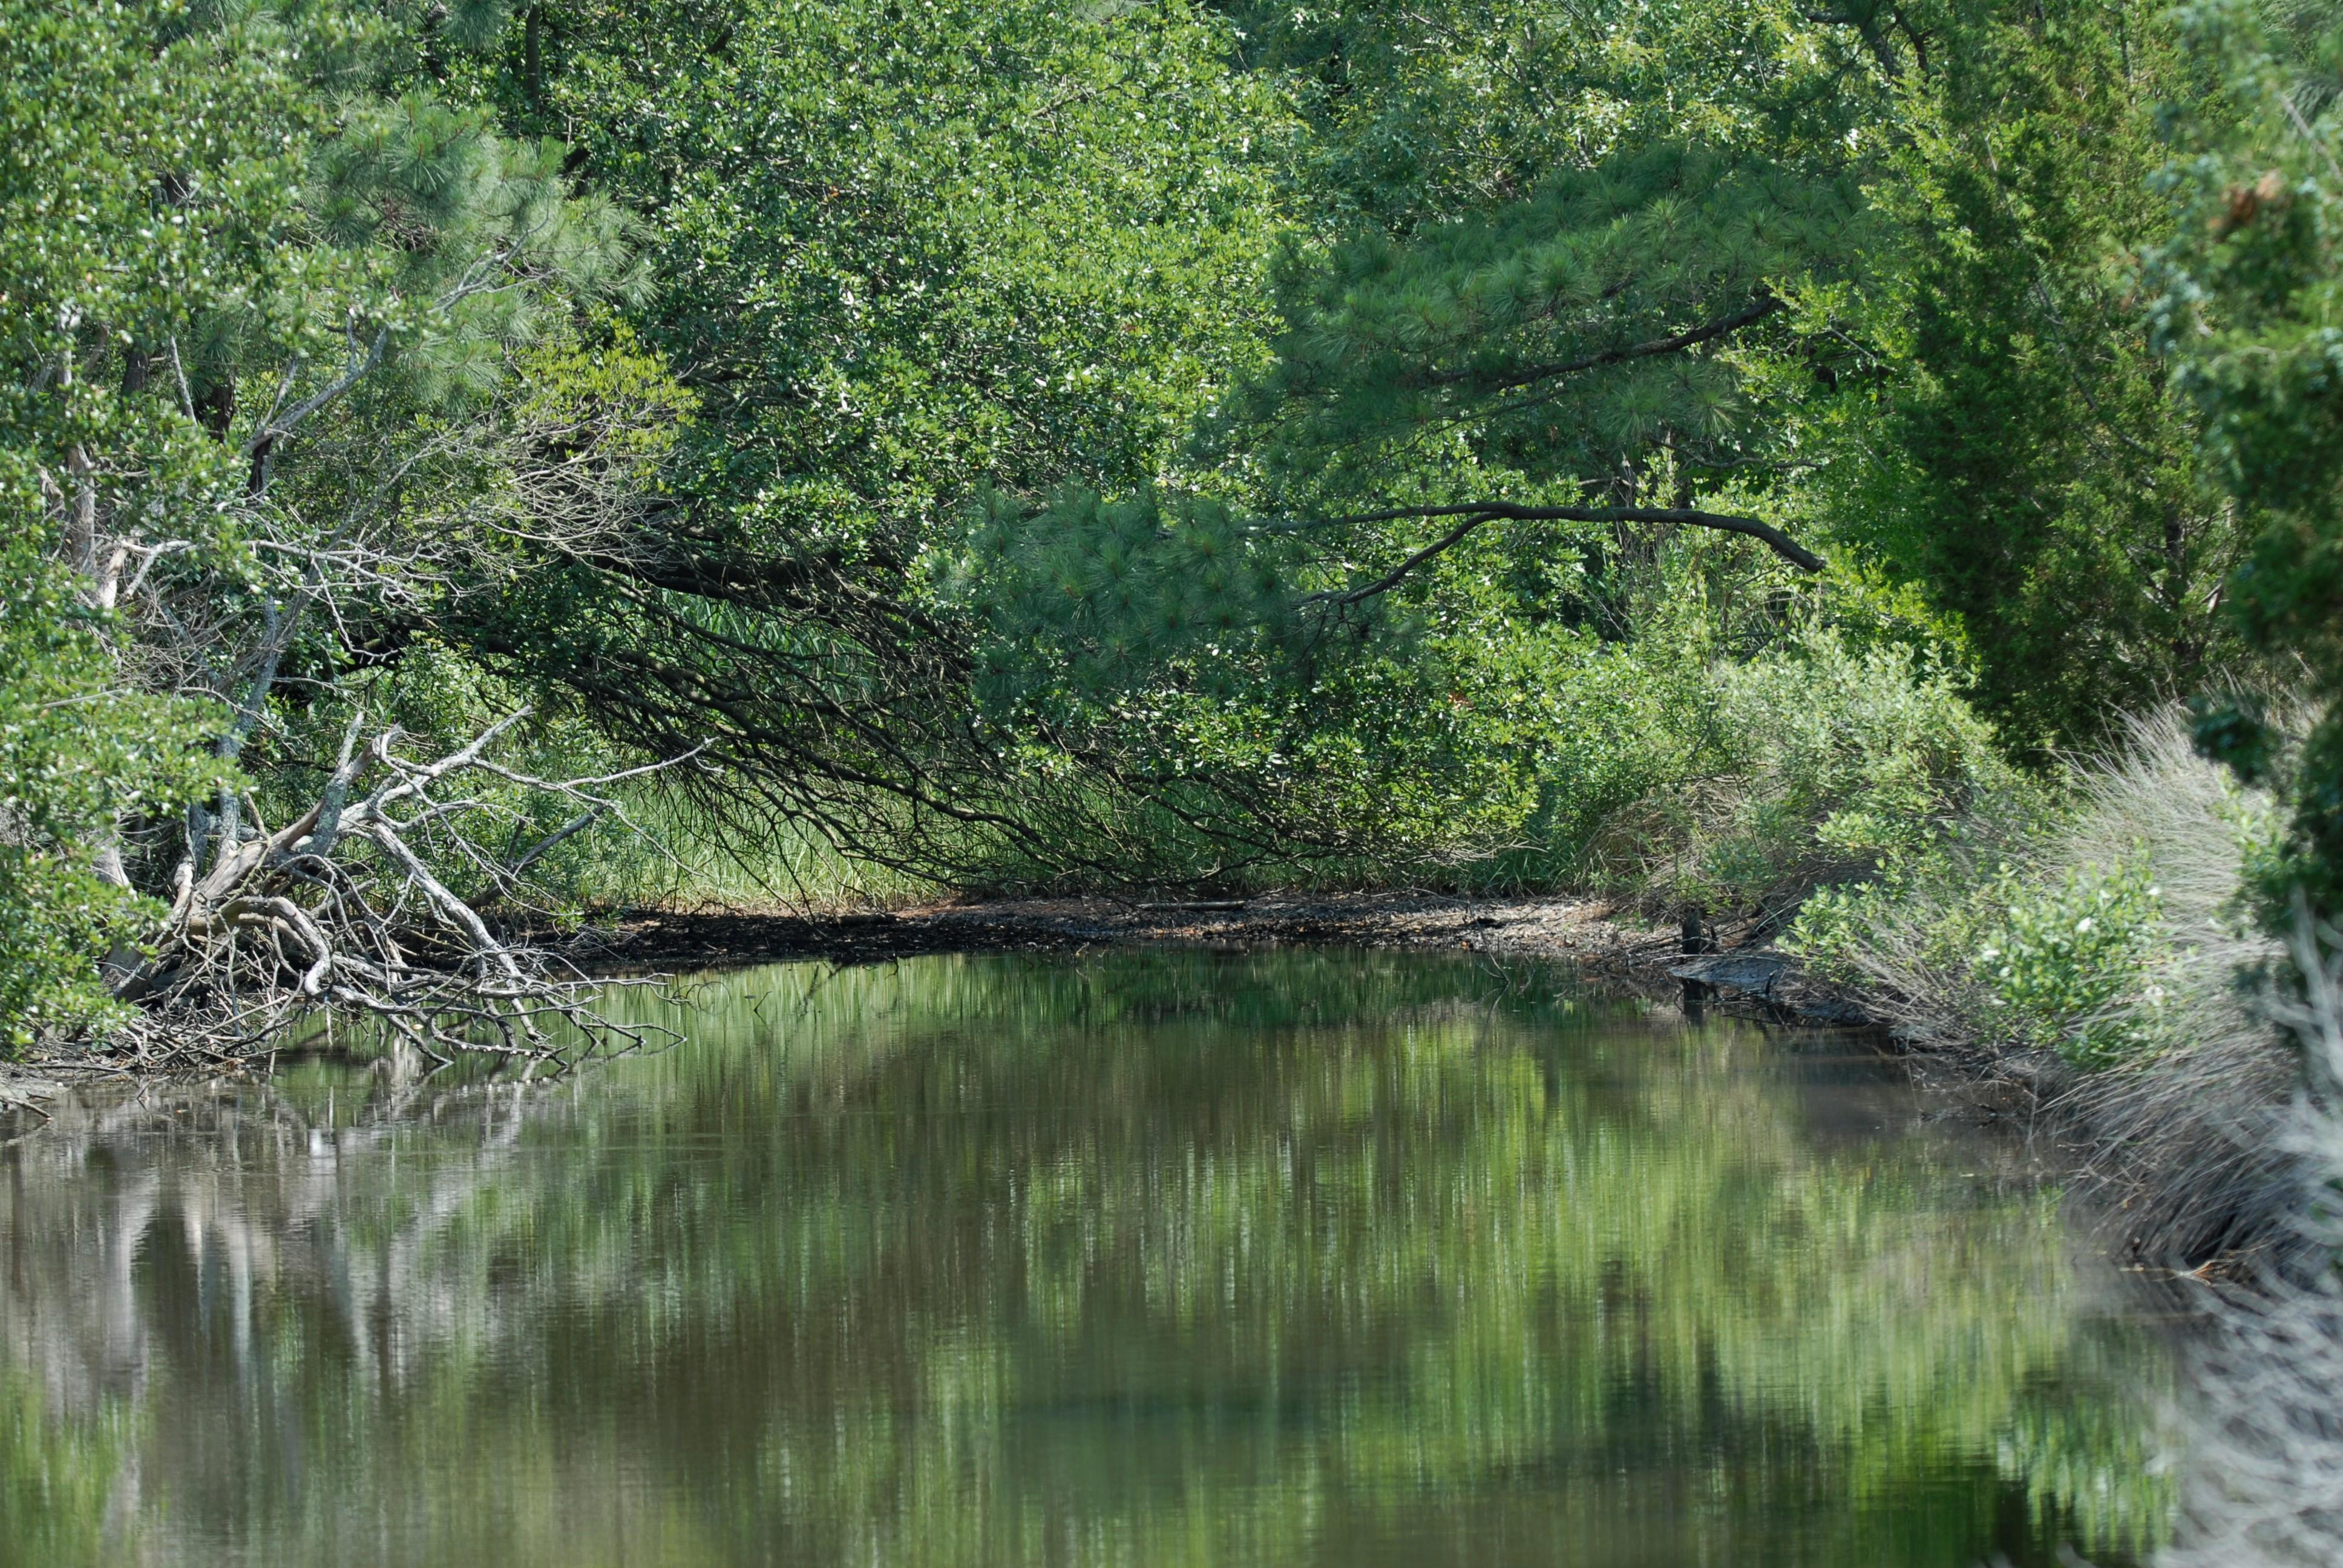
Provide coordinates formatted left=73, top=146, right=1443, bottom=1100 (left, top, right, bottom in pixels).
left=1236, top=141, right=1866, bottom=550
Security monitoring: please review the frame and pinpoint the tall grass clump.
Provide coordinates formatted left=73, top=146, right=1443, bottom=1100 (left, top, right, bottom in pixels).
left=555, top=788, right=943, bottom=914
left=2163, top=915, right=2343, bottom=1568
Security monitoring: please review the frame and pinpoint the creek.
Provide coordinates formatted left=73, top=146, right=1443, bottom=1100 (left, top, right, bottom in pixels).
left=0, top=949, right=2174, bottom=1566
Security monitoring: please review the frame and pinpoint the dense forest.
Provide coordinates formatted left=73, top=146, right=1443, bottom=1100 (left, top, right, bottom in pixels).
left=1, top=0, right=2338, bottom=1060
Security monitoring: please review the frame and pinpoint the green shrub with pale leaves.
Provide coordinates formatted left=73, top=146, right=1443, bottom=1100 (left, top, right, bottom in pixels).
left=1579, top=624, right=2028, bottom=920
left=1790, top=708, right=2284, bottom=1075
left=1976, top=855, right=2168, bottom=1068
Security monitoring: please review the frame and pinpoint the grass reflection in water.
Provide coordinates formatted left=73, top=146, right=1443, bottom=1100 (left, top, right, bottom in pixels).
left=0, top=950, right=2172, bottom=1567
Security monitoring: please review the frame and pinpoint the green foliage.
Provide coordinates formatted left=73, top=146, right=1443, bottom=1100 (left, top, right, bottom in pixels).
left=0, top=0, right=306, bottom=399
left=1240, top=144, right=1870, bottom=503
left=554, top=785, right=942, bottom=912
left=1790, top=709, right=2278, bottom=1076
left=549, top=0, right=1288, bottom=540
left=0, top=534, right=221, bottom=1053
left=1130, top=0, right=2258, bottom=838
left=955, top=486, right=1299, bottom=709
left=0, top=0, right=672, bottom=1042
left=1228, top=0, right=1884, bottom=232
left=971, top=0, right=2241, bottom=889
left=2, top=0, right=2332, bottom=988
left=402, top=0, right=1313, bottom=886
left=1795, top=844, right=2181, bottom=1071
left=1573, top=622, right=2025, bottom=913
left=2148, top=0, right=2343, bottom=918
left=1978, top=855, right=2168, bottom=1068
left=1705, top=629, right=2016, bottom=884
left=1814, top=0, right=2240, bottom=752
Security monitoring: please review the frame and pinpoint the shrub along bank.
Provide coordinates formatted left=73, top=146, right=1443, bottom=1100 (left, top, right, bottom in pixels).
left=1783, top=705, right=2297, bottom=1265
left=1440, top=630, right=2304, bottom=1271
left=1369, top=604, right=2302, bottom=1272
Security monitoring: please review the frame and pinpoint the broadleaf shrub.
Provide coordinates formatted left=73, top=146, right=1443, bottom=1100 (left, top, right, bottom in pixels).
left=1788, top=708, right=2283, bottom=1076
left=1977, top=854, right=2167, bottom=1068
left=1577, top=625, right=2026, bottom=920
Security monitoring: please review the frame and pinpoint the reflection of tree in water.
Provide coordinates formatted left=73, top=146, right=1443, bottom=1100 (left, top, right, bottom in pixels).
left=0, top=952, right=2174, bottom=1567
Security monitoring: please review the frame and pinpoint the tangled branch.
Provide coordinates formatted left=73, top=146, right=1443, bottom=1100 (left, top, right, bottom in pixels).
left=103, top=711, right=703, bottom=1071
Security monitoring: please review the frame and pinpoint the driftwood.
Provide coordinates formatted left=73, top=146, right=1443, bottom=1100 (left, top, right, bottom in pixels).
left=101, top=709, right=700, bottom=1071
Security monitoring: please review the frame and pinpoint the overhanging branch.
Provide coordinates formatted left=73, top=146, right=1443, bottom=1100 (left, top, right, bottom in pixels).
left=1432, top=293, right=1783, bottom=395
left=1308, top=500, right=1824, bottom=606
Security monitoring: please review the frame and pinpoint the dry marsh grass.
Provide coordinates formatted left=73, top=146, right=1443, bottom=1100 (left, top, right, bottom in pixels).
left=2163, top=917, right=2343, bottom=1568
left=2054, top=709, right=2297, bottom=1265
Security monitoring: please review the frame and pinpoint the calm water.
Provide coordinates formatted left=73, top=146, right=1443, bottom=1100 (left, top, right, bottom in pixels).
left=0, top=950, right=2173, bottom=1567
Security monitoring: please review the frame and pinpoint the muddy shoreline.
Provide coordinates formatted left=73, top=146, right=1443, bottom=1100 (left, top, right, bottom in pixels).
left=572, top=893, right=1872, bottom=1019
left=576, top=892, right=1637, bottom=967
left=0, top=893, right=1873, bottom=1119
left=546, top=891, right=1887, bottom=1050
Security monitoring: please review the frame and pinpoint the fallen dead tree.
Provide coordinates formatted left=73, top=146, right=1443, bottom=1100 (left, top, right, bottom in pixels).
left=95, top=709, right=700, bottom=1072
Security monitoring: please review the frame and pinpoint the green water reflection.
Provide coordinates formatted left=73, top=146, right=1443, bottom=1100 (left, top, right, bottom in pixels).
left=0, top=950, right=2172, bottom=1566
